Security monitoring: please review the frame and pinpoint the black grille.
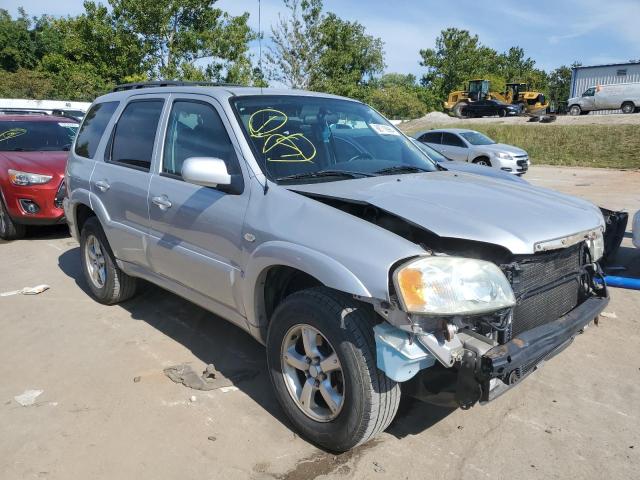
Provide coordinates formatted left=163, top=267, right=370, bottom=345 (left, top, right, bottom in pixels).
left=505, top=244, right=583, bottom=337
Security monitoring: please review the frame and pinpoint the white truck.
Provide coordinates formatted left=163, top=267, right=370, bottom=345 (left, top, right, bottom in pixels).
left=567, top=82, right=640, bottom=115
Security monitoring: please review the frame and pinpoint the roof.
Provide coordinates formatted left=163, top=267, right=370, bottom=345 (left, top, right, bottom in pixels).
left=427, top=128, right=478, bottom=134
left=0, top=114, right=77, bottom=123
left=572, top=61, right=640, bottom=70
left=96, top=84, right=357, bottom=104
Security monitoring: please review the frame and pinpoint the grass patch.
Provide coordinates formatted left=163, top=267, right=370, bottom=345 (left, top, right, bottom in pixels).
left=400, top=123, right=640, bottom=169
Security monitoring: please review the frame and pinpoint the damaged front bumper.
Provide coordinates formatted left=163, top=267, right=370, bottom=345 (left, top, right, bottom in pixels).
left=376, top=291, right=609, bottom=409
left=456, top=294, right=609, bottom=408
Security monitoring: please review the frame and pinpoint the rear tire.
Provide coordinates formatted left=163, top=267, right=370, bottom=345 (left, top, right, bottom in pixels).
left=0, top=196, right=25, bottom=240
left=569, top=105, right=582, bottom=116
left=79, top=216, right=137, bottom=304
left=621, top=102, right=635, bottom=114
left=266, top=287, right=400, bottom=452
left=498, top=108, right=507, bottom=118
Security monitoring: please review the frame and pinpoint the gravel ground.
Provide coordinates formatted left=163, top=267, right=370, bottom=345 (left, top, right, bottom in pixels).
left=401, top=111, right=640, bottom=133
left=0, top=166, right=638, bottom=480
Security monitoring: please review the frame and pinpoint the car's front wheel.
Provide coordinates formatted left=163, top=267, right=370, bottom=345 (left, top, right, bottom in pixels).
left=0, top=196, right=25, bottom=241
left=80, top=217, right=137, bottom=304
left=267, top=287, right=400, bottom=452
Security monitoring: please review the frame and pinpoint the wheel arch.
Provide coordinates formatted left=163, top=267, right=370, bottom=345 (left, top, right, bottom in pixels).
left=243, top=241, right=373, bottom=340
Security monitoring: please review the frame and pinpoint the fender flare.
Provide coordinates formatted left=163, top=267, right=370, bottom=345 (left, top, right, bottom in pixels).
left=242, top=240, right=372, bottom=327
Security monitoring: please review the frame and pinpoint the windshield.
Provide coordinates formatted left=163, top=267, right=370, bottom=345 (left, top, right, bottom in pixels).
left=0, top=120, right=78, bottom=151
left=459, top=131, right=495, bottom=146
left=231, top=95, right=437, bottom=183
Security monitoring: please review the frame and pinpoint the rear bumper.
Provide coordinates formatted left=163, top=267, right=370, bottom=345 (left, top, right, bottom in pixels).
left=456, top=293, right=609, bottom=408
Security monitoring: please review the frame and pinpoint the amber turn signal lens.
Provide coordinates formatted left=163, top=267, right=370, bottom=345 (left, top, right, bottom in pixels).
left=396, top=267, right=425, bottom=311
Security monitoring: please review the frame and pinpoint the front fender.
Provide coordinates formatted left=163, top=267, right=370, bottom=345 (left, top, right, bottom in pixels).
left=243, top=240, right=372, bottom=328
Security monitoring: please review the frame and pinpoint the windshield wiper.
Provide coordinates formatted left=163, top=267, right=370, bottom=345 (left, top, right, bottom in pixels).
left=276, top=169, right=374, bottom=182
left=374, top=165, right=430, bottom=175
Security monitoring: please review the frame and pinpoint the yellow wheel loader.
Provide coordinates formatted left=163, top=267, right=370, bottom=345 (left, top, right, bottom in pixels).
left=444, top=80, right=548, bottom=118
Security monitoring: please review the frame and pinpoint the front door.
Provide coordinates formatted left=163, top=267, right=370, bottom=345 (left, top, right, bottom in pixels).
left=91, top=95, right=167, bottom=267
left=440, top=132, right=469, bottom=161
left=146, top=95, right=250, bottom=315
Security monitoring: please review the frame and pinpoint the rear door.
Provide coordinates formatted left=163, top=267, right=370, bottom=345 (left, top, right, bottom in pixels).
left=146, top=94, right=250, bottom=316
left=440, top=132, right=469, bottom=161
left=90, top=95, right=167, bottom=267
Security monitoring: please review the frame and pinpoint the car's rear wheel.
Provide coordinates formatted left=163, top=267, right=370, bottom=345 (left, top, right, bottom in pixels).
left=473, top=157, right=492, bottom=167
left=0, top=196, right=25, bottom=240
left=267, top=287, right=400, bottom=452
left=621, top=102, right=635, bottom=114
left=498, top=108, right=507, bottom=117
left=80, top=217, right=137, bottom=304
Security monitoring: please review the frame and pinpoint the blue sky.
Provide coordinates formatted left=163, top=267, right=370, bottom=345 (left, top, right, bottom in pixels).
left=4, top=0, right=639, bottom=76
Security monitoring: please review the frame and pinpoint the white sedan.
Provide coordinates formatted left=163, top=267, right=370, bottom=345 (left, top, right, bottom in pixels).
left=415, top=128, right=530, bottom=175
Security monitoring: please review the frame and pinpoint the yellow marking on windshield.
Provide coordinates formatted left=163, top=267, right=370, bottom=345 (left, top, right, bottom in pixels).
left=248, top=108, right=316, bottom=163
left=0, top=128, right=27, bottom=142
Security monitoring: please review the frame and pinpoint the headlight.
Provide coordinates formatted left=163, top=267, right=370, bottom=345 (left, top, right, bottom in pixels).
left=393, top=256, right=516, bottom=315
left=586, top=228, right=605, bottom=261
left=495, top=152, right=513, bottom=160
left=8, top=169, right=52, bottom=186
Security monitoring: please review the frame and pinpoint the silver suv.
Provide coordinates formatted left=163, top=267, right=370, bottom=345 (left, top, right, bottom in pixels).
left=64, top=82, right=609, bottom=452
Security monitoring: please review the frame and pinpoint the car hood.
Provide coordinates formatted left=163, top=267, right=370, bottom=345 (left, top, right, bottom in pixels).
left=476, top=143, right=527, bottom=155
left=289, top=171, right=604, bottom=254
left=0, top=151, right=68, bottom=176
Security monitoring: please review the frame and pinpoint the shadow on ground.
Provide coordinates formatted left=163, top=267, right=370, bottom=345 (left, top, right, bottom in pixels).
left=57, top=246, right=454, bottom=449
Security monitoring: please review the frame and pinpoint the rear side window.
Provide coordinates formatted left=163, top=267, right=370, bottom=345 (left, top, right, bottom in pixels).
left=419, top=131, right=442, bottom=144
left=163, top=100, right=240, bottom=177
left=75, top=101, right=118, bottom=159
left=109, top=100, right=164, bottom=171
left=442, top=132, right=466, bottom=148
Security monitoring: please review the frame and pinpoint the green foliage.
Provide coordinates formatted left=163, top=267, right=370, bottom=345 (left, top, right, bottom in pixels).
left=419, top=28, right=498, bottom=101
left=547, top=65, right=573, bottom=104
left=0, top=8, right=37, bottom=71
left=109, top=0, right=254, bottom=81
left=265, top=0, right=322, bottom=89
left=368, top=85, right=427, bottom=119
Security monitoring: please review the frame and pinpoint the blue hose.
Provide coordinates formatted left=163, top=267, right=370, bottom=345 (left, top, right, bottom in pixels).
left=602, top=275, right=640, bottom=290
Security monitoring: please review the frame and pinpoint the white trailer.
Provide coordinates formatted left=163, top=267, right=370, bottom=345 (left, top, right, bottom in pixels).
left=567, top=82, right=640, bottom=115
left=0, top=98, right=91, bottom=120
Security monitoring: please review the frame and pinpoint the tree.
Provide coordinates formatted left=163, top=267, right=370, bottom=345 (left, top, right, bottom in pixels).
left=0, top=8, right=37, bottom=71
left=547, top=65, right=573, bottom=104
left=368, top=85, right=427, bottom=119
left=419, top=28, right=498, bottom=102
left=109, top=0, right=254, bottom=81
left=309, top=13, right=384, bottom=99
left=265, top=0, right=322, bottom=89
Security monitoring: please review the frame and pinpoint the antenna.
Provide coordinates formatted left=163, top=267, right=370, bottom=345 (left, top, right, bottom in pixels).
left=258, top=0, right=263, bottom=92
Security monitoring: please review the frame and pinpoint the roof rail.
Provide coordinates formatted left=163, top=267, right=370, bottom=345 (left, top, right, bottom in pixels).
left=112, top=80, right=244, bottom=92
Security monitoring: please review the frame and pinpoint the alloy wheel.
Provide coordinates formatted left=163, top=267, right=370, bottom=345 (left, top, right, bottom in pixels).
left=281, top=324, right=345, bottom=422
left=84, top=234, right=107, bottom=288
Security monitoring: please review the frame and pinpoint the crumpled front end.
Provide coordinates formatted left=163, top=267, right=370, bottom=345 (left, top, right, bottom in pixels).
left=373, top=235, right=609, bottom=409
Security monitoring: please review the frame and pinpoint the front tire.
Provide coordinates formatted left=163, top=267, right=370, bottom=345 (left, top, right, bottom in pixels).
left=80, top=217, right=137, bottom=304
left=473, top=157, right=492, bottom=167
left=569, top=105, right=581, bottom=116
left=0, top=196, right=25, bottom=240
left=267, top=287, right=400, bottom=452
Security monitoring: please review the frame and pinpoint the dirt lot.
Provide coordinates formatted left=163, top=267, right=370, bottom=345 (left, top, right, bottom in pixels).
left=401, top=111, right=640, bottom=131
left=1, top=166, right=639, bottom=480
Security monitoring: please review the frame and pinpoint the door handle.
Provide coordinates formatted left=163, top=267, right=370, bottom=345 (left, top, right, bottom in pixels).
left=151, top=195, right=172, bottom=210
left=94, top=180, right=110, bottom=192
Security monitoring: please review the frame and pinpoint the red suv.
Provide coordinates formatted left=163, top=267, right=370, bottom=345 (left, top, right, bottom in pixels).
left=0, top=115, right=78, bottom=240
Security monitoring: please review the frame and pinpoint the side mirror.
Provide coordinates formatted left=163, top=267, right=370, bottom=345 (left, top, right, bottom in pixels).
left=181, top=157, right=231, bottom=188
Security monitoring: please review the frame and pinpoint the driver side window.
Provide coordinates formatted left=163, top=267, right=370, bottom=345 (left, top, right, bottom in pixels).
left=583, top=88, right=595, bottom=97
left=163, top=100, right=240, bottom=178
left=442, top=132, right=466, bottom=148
